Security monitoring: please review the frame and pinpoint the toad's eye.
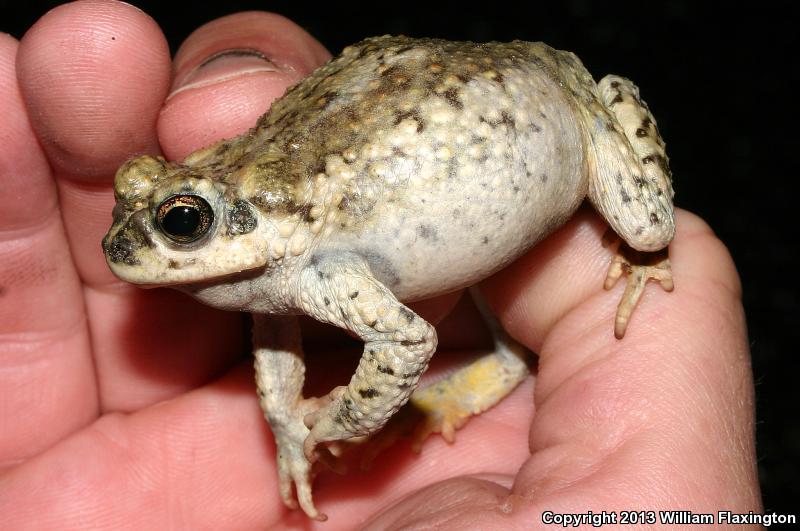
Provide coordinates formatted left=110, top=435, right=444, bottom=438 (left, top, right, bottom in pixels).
left=156, top=195, right=214, bottom=243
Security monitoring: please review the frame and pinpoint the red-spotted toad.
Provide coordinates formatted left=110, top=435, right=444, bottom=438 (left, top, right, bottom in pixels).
left=103, top=36, right=675, bottom=520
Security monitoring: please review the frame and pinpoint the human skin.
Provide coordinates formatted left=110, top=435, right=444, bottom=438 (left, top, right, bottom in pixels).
left=0, top=1, right=762, bottom=529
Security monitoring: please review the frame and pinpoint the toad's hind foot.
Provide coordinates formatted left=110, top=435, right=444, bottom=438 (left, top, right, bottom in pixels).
left=604, top=240, right=673, bottom=339
left=360, top=349, right=530, bottom=469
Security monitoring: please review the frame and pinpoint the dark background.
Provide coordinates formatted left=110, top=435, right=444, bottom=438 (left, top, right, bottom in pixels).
left=3, top=0, right=798, bottom=518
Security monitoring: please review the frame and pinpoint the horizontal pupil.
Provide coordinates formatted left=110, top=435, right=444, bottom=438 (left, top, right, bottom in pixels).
left=163, top=206, right=201, bottom=236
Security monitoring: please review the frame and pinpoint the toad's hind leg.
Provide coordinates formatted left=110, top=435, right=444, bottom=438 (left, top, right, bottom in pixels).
left=297, top=253, right=438, bottom=459
left=582, top=74, right=677, bottom=336
left=362, top=288, right=531, bottom=466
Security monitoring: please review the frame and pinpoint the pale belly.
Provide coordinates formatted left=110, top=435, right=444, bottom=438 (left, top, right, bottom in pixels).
left=318, top=105, right=588, bottom=302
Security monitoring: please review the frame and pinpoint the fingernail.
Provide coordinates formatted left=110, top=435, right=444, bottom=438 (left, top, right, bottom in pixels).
left=169, top=49, right=282, bottom=98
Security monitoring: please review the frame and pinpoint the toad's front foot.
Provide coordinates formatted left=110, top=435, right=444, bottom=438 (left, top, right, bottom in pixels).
left=271, top=397, right=333, bottom=522
left=604, top=241, right=674, bottom=338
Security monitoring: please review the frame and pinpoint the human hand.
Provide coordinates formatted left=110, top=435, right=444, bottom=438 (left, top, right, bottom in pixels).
left=0, top=2, right=761, bottom=528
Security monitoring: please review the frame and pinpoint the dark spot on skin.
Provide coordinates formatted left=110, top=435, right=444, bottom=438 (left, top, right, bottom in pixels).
left=416, top=224, right=438, bottom=240
left=656, top=188, right=664, bottom=196
left=401, top=339, right=425, bottom=346
left=529, top=122, right=542, bottom=133
left=168, top=259, right=179, bottom=269
left=642, top=153, right=671, bottom=176
left=336, top=398, right=357, bottom=425
left=479, top=112, right=515, bottom=129
left=316, top=90, right=339, bottom=110
left=635, top=226, right=644, bottom=235
left=317, top=270, right=325, bottom=280
left=398, top=381, right=412, bottom=390
left=610, top=93, right=623, bottom=105
left=633, top=176, right=646, bottom=187
left=350, top=291, right=359, bottom=299
left=399, top=307, right=415, bottom=323
left=359, top=388, right=380, bottom=398
left=377, top=365, right=395, bottom=376
left=512, top=185, right=520, bottom=193
left=610, top=80, right=620, bottom=88
left=636, top=128, right=648, bottom=138
left=447, top=159, right=459, bottom=180
left=401, top=369, right=422, bottom=379
left=540, top=173, right=548, bottom=183
left=284, top=200, right=311, bottom=220
left=605, top=121, right=616, bottom=132
left=500, top=111, right=515, bottom=128
left=442, top=87, right=463, bottom=109
left=392, top=147, right=407, bottom=158
left=323, top=297, right=330, bottom=306
left=300, top=205, right=316, bottom=223
left=539, top=111, right=547, bottom=119
left=650, top=213, right=660, bottom=224
left=621, top=190, right=631, bottom=203
left=361, top=251, right=401, bottom=289
left=641, top=117, right=652, bottom=128
left=393, top=109, right=425, bottom=133
left=482, top=236, right=489, bottom=244
left=470, top=134, right=486, bottom=146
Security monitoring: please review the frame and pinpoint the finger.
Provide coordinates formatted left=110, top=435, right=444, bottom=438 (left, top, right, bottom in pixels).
left=0, top=33, right=96, bottom=464
left=481, top=205, right=615, bottom=351
left=492, top=210, right=760, bottom=515
left=0, top=365, right=280, bottom=528
left=159, top=11, right=330, bottom=161
left=361, top=477, right=512, bottom=530
left=14, top=0, right=240, bottom=413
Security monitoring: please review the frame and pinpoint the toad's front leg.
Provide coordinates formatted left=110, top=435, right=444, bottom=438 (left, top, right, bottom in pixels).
left=297, top=253, right=437, bottom=459
left=252, top=314, right=329, bottom=521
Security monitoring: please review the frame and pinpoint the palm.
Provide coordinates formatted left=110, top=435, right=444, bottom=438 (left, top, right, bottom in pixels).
left=1, top=2, right=760, bottom=529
